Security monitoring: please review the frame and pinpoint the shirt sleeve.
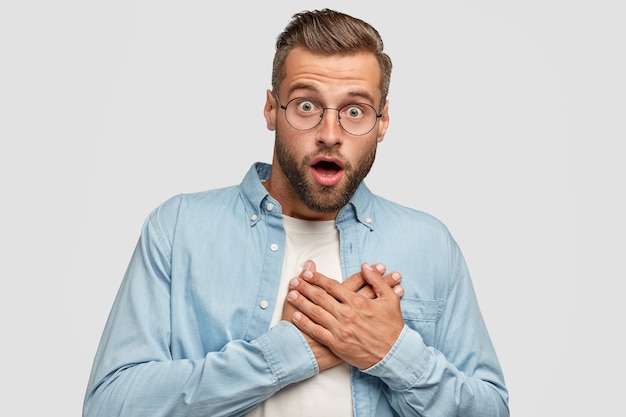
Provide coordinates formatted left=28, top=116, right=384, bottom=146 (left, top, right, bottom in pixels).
left=83, top=202, right=318, bottom=417
left=362, top=245, right=510, bottom=417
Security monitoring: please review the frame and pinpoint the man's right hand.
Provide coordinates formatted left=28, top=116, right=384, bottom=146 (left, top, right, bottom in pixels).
left=280, top=260, right=403, bottom=371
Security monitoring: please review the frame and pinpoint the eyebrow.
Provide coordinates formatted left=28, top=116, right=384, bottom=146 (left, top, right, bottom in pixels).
left=285, top=83, right=318, bottom=98
left=286, top=83, right=377, bottom=105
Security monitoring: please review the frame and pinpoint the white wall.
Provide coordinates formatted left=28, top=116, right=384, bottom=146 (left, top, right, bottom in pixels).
left=1, top=1, right=624, bottom=415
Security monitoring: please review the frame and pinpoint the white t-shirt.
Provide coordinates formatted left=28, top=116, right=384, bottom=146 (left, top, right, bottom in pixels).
left=246, top=215, right=353, bottom=417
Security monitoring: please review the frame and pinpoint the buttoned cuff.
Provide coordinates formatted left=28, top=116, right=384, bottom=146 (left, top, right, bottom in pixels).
left=255, top=321, right=319, bottom=388
left=361, top=325, right=433, bottom=390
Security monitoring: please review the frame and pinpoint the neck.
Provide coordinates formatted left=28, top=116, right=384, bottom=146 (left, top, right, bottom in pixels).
left=262, top=176, right=339, bottom=221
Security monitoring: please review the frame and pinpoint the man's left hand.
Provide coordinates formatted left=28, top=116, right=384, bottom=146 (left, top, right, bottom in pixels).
left=286, top=262, right=405, bottom=370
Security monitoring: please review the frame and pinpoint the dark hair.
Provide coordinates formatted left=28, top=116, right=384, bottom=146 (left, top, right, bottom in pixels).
left=272, top=9, right=392, bottom=109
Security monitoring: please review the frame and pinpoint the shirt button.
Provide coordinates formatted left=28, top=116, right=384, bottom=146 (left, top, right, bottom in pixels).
left=266, top=203, right=275, bottom=211
left=250, top=214, right=258, bottom=221
left=365, top=217, right=373, bottom=224
left=270, top=243, right=279, bottom=252
left=260, top=300, right=269, bottom=309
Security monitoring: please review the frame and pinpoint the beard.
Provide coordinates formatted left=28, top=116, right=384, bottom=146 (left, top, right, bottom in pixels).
left=274, top=133, right=377, bottom=214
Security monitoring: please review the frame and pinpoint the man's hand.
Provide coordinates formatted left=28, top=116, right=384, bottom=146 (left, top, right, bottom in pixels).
left=285, top=261, right=405, bottom=370
left=281, top=261, right=403, bottom=371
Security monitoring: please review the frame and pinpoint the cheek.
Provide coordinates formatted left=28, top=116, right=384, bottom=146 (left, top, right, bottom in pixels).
left=350, top=142, right=378, bottom=167
left=277, top=126, right=314, bottom=153
left=276, top=129, right=306, bottom=160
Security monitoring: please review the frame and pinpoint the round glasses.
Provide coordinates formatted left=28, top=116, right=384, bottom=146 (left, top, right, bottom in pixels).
left=277, top=96, right=382, bottom=136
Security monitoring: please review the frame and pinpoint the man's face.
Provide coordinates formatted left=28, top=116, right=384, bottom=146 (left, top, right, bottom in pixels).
left=263, top=47, right=389, bottom=220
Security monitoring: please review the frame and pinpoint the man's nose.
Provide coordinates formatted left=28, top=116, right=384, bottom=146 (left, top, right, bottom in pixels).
left=317, top=108, right=343, bottom=146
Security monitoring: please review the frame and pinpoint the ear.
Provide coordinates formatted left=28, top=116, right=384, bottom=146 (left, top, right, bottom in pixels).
left=264, top=89, right=278, bottom=131
left=375, top=99, right=390, bottom=143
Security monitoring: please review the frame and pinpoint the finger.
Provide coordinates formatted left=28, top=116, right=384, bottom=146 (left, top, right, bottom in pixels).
left=393, top=284, right=405, bottom=297
left=360, top=262, right=397, bottom=298
left=289, top=274, right=340, bottom=312
left=300, top=269, right=352, bottom=304
left=281, top=290, right=299, bottom=322
left=290, top=309, right=334, bottom=347
left=341, top=263, right=386, bottom=292
left=302, top=259, right=317, bottom=273
left=287, top=287, right=338, bottom=328
left=358, top=271, right=402, bottom=298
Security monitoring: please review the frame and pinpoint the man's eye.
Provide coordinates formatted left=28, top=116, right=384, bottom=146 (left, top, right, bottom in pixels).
left=297, top=101, right=317, bottom=112
left=345, top=106, right=364, bottom=118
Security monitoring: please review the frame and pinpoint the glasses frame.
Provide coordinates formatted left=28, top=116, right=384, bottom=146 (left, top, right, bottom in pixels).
left=276, top=96, right=383, bottom=136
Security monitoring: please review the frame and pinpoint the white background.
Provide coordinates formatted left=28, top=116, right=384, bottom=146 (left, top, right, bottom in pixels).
left=1, top=1, right=624, bottom=416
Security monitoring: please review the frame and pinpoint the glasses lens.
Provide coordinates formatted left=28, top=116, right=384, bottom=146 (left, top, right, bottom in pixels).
left=338, top=103, right=378, bottom=136
left=285, top=98, right=324, bottom=130
left=284, top=98, right=379, bottom=136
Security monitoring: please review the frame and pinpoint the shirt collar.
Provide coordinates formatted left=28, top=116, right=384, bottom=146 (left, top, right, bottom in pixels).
left=240, top=162, right=374, bottom=230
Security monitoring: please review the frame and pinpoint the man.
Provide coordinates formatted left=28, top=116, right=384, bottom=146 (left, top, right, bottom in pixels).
left=84, top=9, right=509, bottom=417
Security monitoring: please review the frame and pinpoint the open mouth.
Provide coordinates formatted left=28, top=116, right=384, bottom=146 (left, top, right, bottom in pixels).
left=310, top=157, right=344, bottom=186
left=313, top=160, right=342, bottom=175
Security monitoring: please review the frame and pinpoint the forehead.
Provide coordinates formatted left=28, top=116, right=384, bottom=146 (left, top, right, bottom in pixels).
left=280, top=47, right=382, bottom=104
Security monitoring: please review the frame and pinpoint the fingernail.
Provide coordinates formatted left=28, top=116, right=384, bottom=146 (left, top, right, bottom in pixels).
left=364, top=262, right=373, bottom=271
left=293, top=312, right=302, bottom=321
left=302, top=270, right=313, bottom=280
left=289, top=278, right=299, bottom=288
left=392, top=272, right=401, bottom=281
left=394, top=286, right=404, bottom=296
left=303, top=260, right=312, bottom=270
left=375, top=263, right=385, bottom=273
left=288, top=290, right=298, bottom=300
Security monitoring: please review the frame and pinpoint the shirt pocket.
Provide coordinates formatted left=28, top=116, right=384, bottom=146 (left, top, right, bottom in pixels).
left=400, top=297, right=444, bottom=347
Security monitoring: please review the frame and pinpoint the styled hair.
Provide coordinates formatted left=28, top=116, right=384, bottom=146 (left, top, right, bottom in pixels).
left=272, top=9, right=392, bottom=109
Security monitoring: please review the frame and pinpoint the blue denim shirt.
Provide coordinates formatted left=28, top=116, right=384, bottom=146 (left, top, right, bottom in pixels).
left=84, top=162, right=509, bottom=417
